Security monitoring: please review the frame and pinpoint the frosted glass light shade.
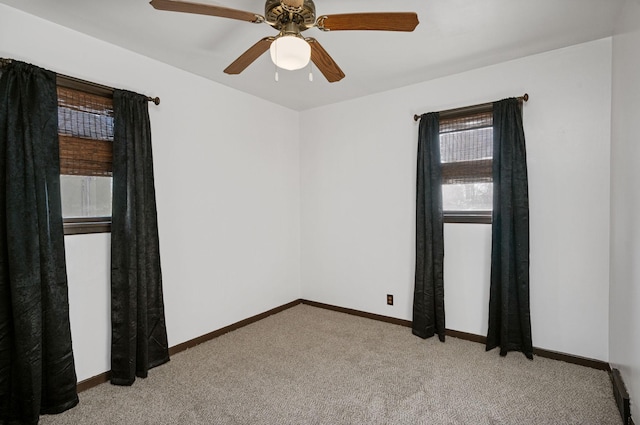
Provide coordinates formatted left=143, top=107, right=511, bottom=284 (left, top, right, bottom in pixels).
left=270, top=36, right=311, bottom=71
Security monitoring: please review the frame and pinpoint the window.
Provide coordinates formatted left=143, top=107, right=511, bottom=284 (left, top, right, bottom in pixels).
left=58, top=83, right=114, bottom=235
left=440, top=109, right=493, bottom=223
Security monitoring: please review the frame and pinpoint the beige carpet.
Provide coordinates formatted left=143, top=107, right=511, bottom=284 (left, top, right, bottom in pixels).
left=41, top=305, right=620, bottom=424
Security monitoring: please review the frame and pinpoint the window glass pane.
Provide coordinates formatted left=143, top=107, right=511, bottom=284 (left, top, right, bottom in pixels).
left=442, top=182, right=493, bottom=211
left=60, top=175, right=112, bottom=218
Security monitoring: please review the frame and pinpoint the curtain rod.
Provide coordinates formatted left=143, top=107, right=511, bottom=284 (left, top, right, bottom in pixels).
left=0, top=58, right=160, bottom=105
left=413, top=93, right=528, bottom=122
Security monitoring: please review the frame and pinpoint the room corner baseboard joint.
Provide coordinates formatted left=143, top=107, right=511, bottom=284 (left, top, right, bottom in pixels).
left=611, top=368, right=632, bottom=425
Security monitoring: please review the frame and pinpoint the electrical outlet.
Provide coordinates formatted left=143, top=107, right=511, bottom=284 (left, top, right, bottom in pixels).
left=387, top=294, right=394, bottom=305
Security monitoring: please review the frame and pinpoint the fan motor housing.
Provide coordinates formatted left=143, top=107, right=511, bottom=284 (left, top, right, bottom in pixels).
left=265, top=0, right=316, bottom=31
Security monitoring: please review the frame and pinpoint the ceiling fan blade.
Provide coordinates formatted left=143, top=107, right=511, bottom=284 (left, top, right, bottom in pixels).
left=317, top=12, right=419, bottom=32
left=150, top=0, right=263, bottom=23
left=307, top=38, right=345, bottom=83
left=224, top=37, right=274, bottom=75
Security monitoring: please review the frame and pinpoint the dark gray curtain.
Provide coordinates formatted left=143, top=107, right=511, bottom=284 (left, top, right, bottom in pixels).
left=412, top=112, right=446, bottom=342
left=486, top=98, right=533, bottom=359
left=110, top=90, right=169, bottom=386
left=0, top=61, right=79, bottom=424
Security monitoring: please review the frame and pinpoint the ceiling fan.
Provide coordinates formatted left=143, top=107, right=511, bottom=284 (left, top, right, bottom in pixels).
left=149, top=0, right=419, bottom=82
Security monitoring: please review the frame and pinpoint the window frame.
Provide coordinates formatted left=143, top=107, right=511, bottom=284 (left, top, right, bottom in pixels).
left=63, top=217, right=111, bottom=235
left=57, top=76, right=114, bottom=236
left=439, top=105, right=494, bottom=225
left=444, top=211, right=492, bottom=224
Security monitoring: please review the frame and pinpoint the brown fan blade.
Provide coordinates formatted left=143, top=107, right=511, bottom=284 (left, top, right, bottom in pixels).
left=224, top=37, right=274, bottom=75
left=317, top=12, right=419, bottom=32
left=307, top=38, right=345, bottom=83
left=150, top=0, right=263, bottom=23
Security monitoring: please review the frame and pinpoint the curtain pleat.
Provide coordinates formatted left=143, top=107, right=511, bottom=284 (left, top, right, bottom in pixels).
left=486, top=98, right=533, bottom=359
left=412, top=112, right=446, bottom=342
left=0, top=61, right=79, bottom=424
left=110, top=89, right=169, bottom=386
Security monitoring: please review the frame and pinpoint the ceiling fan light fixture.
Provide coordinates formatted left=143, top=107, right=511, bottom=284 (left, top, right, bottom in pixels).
left=269, top=35, right=311, bottom=71
left=153, top=0, right=419, bottom=83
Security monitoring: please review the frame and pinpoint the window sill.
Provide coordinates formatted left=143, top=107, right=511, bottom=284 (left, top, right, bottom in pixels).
left=444, top=211, right=492, bottom=224
left=63, top=217, right=111, bottom=235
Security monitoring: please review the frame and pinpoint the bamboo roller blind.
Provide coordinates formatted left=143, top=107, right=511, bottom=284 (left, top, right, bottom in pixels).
left=57, top=86, right=113, bottom=176
left=439, top=110, right=493, bottom=185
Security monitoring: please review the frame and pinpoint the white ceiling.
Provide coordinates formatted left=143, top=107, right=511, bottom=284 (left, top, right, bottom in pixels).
left=0, top=0, right=624, bottom=110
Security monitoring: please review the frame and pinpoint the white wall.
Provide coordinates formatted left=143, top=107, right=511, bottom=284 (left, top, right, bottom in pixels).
left=0, top=4, right=301, bottom=382
left=610, top=0, right=640, bottom=419
left=300, top=38, right=612, bottom=361
left=0, top=2, right=619, bottom=384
